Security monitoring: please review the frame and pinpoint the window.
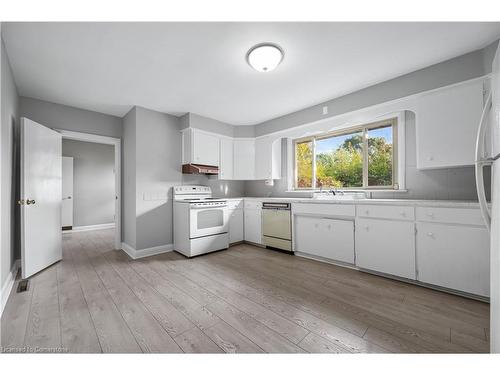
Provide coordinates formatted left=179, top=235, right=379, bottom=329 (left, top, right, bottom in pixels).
left=294, top=118, right=398, bottom=190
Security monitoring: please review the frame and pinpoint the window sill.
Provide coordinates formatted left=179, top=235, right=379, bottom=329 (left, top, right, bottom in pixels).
left=285, top=189, right=409, bottom=193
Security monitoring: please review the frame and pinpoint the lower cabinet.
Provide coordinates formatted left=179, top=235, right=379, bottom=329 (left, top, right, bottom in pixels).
left=244, top=208, right=262, bottom=244
left=295, top=215, right=354, bottom=264
left=355, top=218, right=416, bottom=279
left=416, top=222, right=490, bottom=297
left=228, top=208, right=243, bottom=244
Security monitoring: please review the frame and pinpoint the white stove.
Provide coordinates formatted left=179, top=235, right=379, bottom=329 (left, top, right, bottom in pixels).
left=173, top=185, right=229, bottom=257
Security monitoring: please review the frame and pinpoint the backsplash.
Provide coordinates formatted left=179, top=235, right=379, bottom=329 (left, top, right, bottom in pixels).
left=244, top=111, right=491, bottom=201
left=182, top=174, right=245, bottom=198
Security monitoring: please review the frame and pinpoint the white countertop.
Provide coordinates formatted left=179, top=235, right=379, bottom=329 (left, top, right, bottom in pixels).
left=221, top=196, right=484, bottom=208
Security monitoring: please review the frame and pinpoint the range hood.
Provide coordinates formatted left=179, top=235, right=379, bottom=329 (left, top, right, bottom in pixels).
left=182, top=163, right=219, bottom=175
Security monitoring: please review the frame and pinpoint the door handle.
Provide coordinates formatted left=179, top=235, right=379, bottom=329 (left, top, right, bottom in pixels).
left=63, top=196, right=72, bottom=200
left=17, top=199, right=25, bottom=205
left=26, top=199, right=36, bottom=205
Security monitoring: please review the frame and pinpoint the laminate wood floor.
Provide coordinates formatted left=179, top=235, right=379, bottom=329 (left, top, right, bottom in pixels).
left=1, top=229, right=490, bottom=353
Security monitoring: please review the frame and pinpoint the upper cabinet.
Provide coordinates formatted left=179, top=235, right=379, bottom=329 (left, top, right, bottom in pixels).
left=233, top=139, right=255, bottom=180
left=416, top=79, right=484, bottom=169
left=182, top=128, right=220, bottom=166
left=255, top=137, right=281, bottom=180
left=219, top=137, right=234, bottom=180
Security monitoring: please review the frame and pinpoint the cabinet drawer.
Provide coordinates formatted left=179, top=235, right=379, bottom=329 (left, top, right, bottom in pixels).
left=357, top=205, right=414, bottom=221
left=416, top=207, right=485, bottom=226
left=244, top=200, right=262, bottom=210
left=293, top=203, right=355, bottom=217
left=227, top=199, right=243, bottom=210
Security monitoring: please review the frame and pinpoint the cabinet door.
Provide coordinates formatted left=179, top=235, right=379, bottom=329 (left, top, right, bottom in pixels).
left=416, top=222, right=490, bottom=297
left=219, top=137, right=233, bottom=180
left=254, top=137, right=270, bottom=180
left=416, top=79, right=483, bottom=169
left=244, top=208, right=262, bottom=244
left=193, top=130, right=220, bottom=166
left=255, top=137, right=281, bottom=180
left=295, top=216, right=354, bottom=264
left=229, top=208, right=243, bottom=244
left=233, top=139, right=255, bottom=180
left=355, top=218, right=416, bottom=279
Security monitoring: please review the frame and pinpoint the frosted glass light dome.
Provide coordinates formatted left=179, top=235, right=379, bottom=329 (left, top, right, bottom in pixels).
left=246, top=43, right=284, bottom=72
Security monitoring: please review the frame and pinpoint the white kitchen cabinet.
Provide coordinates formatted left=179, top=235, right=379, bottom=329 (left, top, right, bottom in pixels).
left=233, top=139, right=255, bottom=180
left=244, top=206, right=262, bottom=245
left=219, top=137, right=233, bottom=180
left=228, top=208, right=244, bottom=244
left=416, top=79, right=484, bottom=169
left=182, top=128, right=220, bottom=166
left=295, top=216, right=354, bottom=264
left=416, top=222, right=489, bottom=297
left=355, top=218, right=416, bottom=279
left=255, top=137, right=281, bottom=180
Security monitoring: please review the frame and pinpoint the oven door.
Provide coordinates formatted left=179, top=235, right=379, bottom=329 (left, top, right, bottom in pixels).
left=189, top=205, right=228, bottom=239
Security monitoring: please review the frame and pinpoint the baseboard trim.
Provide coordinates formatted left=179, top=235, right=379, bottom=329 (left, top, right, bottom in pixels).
left=1, top=259, right=21, bottom=317
left=67, top=223, right=115, bottom=233
left=121, top=242, right=173, bottom=260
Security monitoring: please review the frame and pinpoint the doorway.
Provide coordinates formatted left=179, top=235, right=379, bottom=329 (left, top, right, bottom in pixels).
left=58, top=130, right=121, bottom=249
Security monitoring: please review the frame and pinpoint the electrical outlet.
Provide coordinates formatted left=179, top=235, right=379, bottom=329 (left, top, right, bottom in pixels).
left=322, top=106, right=328, bottom=115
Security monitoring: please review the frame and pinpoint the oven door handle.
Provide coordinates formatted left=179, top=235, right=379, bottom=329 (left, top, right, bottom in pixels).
left=190, top=205, right=227, bottom=209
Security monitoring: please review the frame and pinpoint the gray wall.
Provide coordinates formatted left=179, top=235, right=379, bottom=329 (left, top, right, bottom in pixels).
left=19, top=96, right=122, bottom=138
left=135, top=106, right=181, bottom=251
left=181, top=112, right=234, bottom=137
left=182, top=174, right=245, bottom=198
left=1, top=36, right=19, bottom=289
left=122, top=107, right=136, bottom=248
left=62, top=139, right=115, bottom=227
left=244, top=111, right=491, bottom=200
left=180, top=112, right=255, bottom=138
left=254, top=40, right=498, bottom=137
left=125, top=106, right=244, bottom=252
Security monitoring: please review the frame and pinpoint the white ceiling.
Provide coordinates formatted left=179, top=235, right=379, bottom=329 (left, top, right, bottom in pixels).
left=3, top=22, right=500, bottom=125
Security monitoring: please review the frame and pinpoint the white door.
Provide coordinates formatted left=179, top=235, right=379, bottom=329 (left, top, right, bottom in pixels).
left=62, top=156, right=74, bottom=228
left=228, top=208, right=243, bottom=244
left=20, top=118, right=62, bottom=279
left=417, top=222, right=489, bottom=297
left=233, top=139, right=255, bottom=180
left=295, top=216, right=355, bottom=264
left=193, top=131, right=220, bottom=166
left=416, top=79, right=484, bottom=169
left=355, top=218, right=416, bottom=279
left=244, top=208, right=262, bottom=244
left=491, top=160, right=500, bottom=352
left=219, top=137, right=234, bottom=180
left=189, top=205, right=228, bottom=238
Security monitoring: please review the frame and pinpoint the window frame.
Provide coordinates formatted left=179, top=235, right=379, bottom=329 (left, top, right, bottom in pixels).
left=293, top=117, right=399, bottom=190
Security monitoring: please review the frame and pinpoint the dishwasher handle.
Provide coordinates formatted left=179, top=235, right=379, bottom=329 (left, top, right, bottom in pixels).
left=262, top=202, right=291, bottom=210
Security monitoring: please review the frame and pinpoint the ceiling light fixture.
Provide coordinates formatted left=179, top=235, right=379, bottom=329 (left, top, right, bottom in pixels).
left=246, top=43, right=284, bottom=72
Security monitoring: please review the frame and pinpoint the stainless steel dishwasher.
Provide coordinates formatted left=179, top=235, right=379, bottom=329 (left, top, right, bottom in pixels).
left=261, top=202, right=292, bottom=252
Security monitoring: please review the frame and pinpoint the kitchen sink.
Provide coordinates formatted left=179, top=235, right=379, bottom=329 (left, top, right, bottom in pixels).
left=312, top=191, right=367, bottom=200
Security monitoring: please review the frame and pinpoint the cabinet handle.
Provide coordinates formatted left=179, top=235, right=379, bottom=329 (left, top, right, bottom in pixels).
left=426, top=212, right=435, bottom=218
left=314, top=223, right=319, bottom=228
left=327, top=224, right=332, bottom=230
left=427, top=232, right=435, bottom=238
left=365, top=210, right=369, bottom=215
left=364, top=225, right=369, bottom=231
left=427, top=156, right=434, bottom=161
left=400, top=212, right=406, bottom=217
